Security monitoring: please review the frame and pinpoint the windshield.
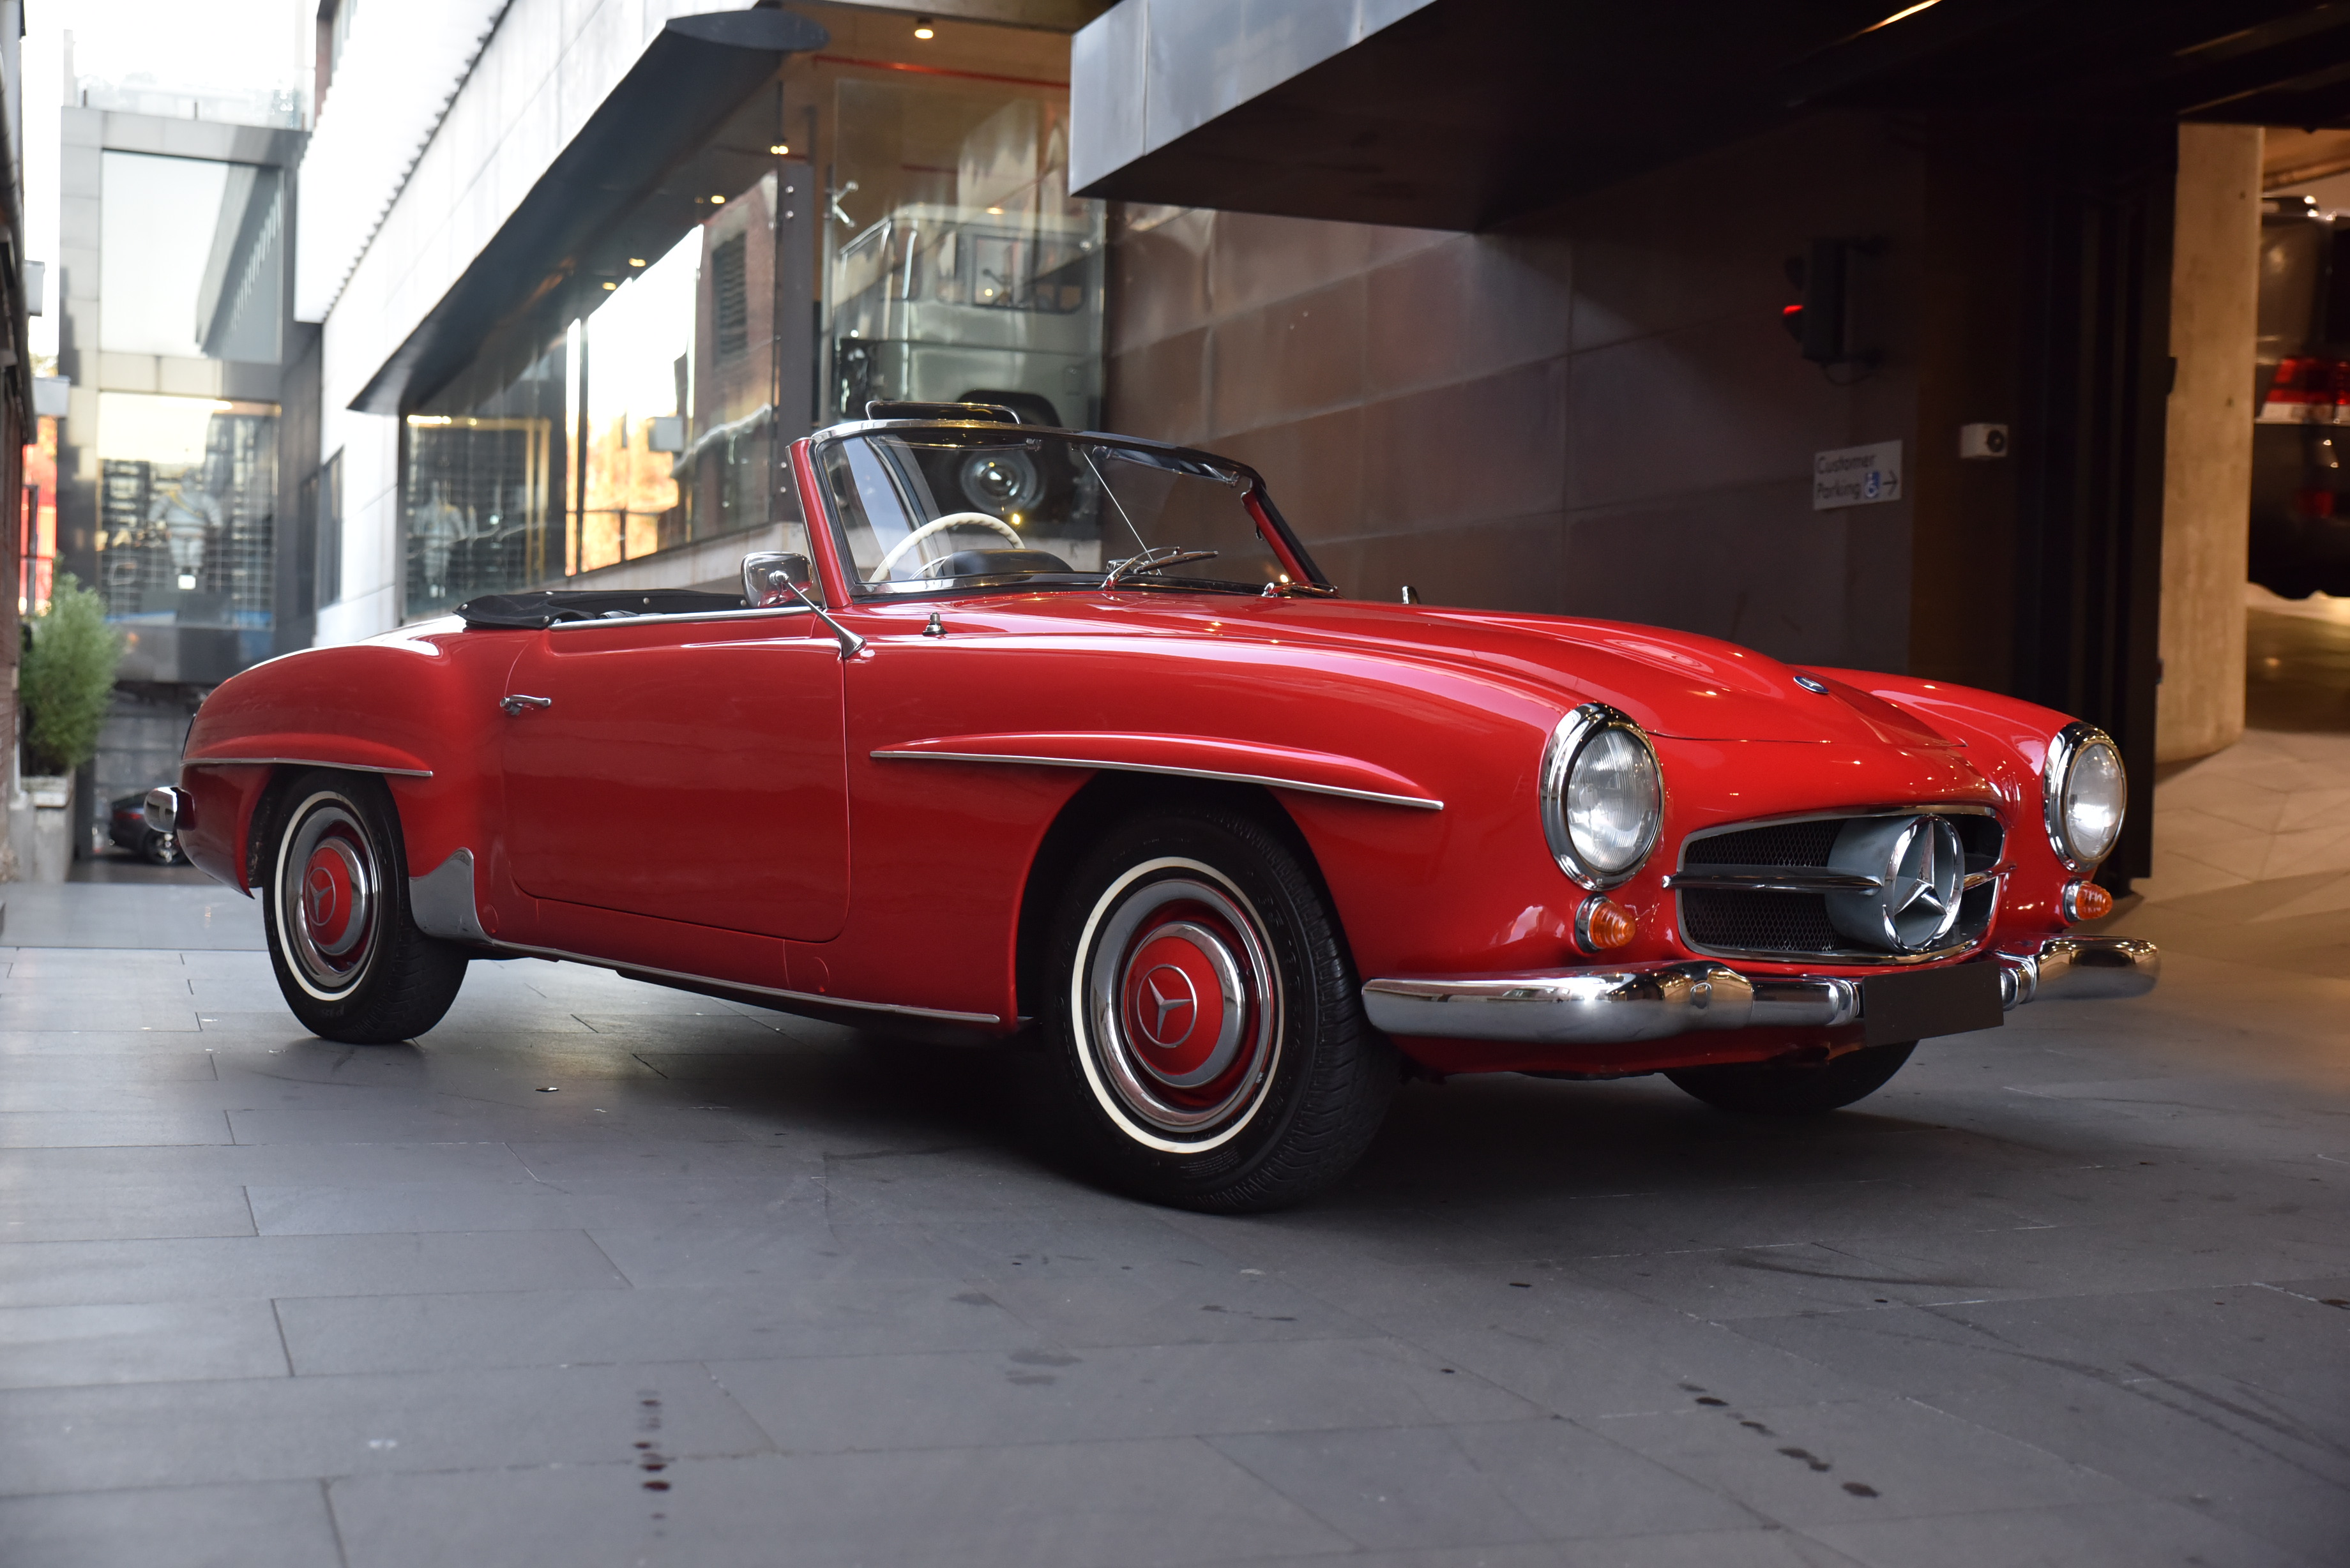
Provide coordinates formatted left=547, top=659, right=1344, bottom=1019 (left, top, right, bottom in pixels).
left=814, top=427, right=1319, bottom=597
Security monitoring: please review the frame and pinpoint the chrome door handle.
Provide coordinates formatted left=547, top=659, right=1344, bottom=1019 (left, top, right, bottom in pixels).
left=499, top=694, right=553, bottom=716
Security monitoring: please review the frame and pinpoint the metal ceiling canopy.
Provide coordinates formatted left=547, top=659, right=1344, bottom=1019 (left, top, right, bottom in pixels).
left=1070, top=0, right=2350, bottom=233
left=351, top=8, right=828, bottom=416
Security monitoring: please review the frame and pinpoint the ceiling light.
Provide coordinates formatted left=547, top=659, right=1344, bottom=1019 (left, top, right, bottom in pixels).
left=628, top=257, right=647, bottom=267
left=601, top=281, right=617, bottom=290
left=1858, top=0, right=1941, bottom=33
left=711, top=193, right=727, bottom=204
left=985, top=205, right=1003, bottom=215
left=913, top=17, right=935, bottom=39
left=769, top=143, right=789, bottom=156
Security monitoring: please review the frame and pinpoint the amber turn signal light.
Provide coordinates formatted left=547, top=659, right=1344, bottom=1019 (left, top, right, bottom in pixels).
left=2062, top=880, right=2112, bottom=923
left=1576, top=895, right=1637, bottom=951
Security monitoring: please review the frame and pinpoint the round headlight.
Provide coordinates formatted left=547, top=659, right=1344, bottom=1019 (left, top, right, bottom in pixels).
left=1540, top=705, right=1663, bottom=888
left=2043, top=722, right=2125, bottom=868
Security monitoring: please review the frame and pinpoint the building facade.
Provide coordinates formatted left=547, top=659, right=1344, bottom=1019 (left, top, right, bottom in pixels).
left=47, top=105, right=305, bottom=859
left=2, top=3, right=51, bottom=878
left=301, top=0, right=1111, bottom=649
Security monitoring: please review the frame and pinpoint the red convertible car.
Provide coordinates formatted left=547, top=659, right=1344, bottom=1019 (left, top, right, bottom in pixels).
left=151, top=403, right=2157, bottom=1210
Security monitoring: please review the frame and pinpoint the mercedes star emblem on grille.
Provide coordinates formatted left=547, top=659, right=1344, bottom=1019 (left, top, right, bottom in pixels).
left=1824, top=814, right=1967, bottom=953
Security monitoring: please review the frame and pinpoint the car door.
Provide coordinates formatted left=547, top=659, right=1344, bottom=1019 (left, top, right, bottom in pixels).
left=497, top=608, right=849, bottom=941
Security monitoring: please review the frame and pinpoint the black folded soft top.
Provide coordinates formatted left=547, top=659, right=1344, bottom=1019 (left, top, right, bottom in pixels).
left=453, top=589, right=746, bottom=629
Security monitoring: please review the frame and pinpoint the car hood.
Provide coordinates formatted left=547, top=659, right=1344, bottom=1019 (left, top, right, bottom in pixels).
left=960, top=594, right=1960, bottom=748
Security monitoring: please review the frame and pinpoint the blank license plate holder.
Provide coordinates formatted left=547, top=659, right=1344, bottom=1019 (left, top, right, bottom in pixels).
left=1859, top=963, right=2005, bottom=1046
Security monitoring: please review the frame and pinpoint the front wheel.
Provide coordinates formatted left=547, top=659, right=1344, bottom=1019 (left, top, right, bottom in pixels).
left=261, top=770, right=467, bottom=1044
left=1665, top=1041, right=1916, bottom=1115
left=1041, top=805, right=1395, bottom=1212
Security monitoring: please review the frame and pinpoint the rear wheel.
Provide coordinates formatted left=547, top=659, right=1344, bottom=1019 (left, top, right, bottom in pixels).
left=261, top=770, right=467, bottom=1044
left=1041, top=805, right=1394, bottom=1211
left=1665, top=1041, right=1916, bottom=1115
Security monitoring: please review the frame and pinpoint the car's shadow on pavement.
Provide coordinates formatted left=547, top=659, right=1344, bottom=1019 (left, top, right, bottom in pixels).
left=466, top=1014, right=2052, bottom=1228
left=251, top=991, right=2113, bottom=1242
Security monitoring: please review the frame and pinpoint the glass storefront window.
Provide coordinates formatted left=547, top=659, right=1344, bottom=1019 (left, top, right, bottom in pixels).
left=100, top=152, right=285, bottom=363
left=403, top=169, right=787, bottom=619
left=93, top=392, right=279, bottom=663
left=394, top=38, right=1107, bottom=622
left=828, top=80, right=1103, bottom=430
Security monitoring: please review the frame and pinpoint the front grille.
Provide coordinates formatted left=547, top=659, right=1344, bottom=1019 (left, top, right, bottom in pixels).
left=1676, top=810, right=2003, bottom=962
left=1680, top=887, right=1843, bottom=953
left=1682, top=820, right=1844, bottom=868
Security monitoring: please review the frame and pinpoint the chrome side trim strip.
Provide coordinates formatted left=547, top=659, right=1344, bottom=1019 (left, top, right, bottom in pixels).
left=487, top=940, right=1003, bottom=1025
left=184, top=757, right=434, bottom=778
left=408, top=848, right=490, bottom=943
left=870, top=749, right=1444, bottom=811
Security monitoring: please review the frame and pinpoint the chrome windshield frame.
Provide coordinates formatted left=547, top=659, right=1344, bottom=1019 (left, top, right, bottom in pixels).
left=803, top=418, right=1333, bottom=601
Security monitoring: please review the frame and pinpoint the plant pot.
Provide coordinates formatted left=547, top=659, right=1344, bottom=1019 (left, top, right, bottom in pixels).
left=20, top=774, right=73, bottom=883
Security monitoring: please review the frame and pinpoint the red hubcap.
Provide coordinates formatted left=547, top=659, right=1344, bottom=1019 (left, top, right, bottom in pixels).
left=1121, top=930, right=1229, bottom=1083
left=1081, top=866, right=1281, bottom=1140
left=278, top=797, right=378, bottom=993
left=301, top=846, right=355, bottom=949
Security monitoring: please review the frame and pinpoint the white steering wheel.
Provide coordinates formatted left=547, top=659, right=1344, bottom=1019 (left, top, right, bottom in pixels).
left=872, top=511, right=1025, bottom=578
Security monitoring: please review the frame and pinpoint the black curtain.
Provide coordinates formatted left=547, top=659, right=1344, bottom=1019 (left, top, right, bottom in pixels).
left=2012, top=119, right=2176, bottom=891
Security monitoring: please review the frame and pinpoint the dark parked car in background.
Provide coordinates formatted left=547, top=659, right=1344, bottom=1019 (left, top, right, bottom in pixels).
left=2252, top=196, right=2350, bottom=598
left=107, top=790, right=185, bottom=864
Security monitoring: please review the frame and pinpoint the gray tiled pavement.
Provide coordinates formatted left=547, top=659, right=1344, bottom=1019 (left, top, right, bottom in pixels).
left=1, top=879, right=2346, bottom=1567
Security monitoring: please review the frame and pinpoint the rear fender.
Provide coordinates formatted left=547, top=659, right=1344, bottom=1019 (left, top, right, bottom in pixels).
left=176, top=764, right=272, bottom=894
left=178, top=628, right=519, bottom=914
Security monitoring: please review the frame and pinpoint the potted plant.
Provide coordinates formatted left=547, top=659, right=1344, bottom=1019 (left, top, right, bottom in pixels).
left=17, top=573, right=121, bottom=882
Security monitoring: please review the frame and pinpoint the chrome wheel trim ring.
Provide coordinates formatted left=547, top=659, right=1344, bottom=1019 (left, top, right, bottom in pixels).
left=1071, top=857, right=1284, bottom=1154
left=274, top=792, right=381, bottom=1001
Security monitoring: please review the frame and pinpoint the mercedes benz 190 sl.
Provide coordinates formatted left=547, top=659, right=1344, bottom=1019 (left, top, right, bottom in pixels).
left=149, top=401, right=2158, bottom=1210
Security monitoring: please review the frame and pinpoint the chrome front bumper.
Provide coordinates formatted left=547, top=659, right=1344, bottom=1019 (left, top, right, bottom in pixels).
left=1359, top=936, right=2158, bottom=1046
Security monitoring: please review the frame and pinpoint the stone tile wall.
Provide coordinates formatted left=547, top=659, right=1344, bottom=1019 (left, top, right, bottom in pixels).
left=1104, top=112, right=1930, bottom=674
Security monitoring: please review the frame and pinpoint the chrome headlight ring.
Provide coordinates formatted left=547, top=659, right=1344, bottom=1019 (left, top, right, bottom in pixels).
left=2042, top=720, right=2126, bottom=871
left=1539, top=703, right=1665, bottom=891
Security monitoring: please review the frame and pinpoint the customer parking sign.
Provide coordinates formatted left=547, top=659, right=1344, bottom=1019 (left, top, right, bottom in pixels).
left=1813, top=441, right=1903, bottom=510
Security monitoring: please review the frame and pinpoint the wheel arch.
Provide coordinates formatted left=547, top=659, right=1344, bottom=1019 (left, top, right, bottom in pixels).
left=245, top=765, right=420, bottom=891
left=1010, top=770, right=1344, bottom=1026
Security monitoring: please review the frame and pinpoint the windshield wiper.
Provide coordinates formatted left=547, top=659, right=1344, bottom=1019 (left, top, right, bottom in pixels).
left=1104, top=547, right=1220, bottom=589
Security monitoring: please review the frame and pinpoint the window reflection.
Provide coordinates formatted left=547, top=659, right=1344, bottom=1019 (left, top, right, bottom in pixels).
left=94, top=393, right=279, bottom=662
left=828, top=83, right=1103, bottom=428
left=403, top=170, right=782, bottom=619
left=100, top=152, right=284, bottom=363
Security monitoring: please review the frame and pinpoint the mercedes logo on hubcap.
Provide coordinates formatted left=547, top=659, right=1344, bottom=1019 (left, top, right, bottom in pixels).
left=305, top=866, right=339, bottom=931
left=1137, top=965, right=1197, bottom=1048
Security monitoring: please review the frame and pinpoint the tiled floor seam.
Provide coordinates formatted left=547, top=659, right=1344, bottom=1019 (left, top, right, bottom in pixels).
left=317, top=1475, right=354, bottom=1568
left=268, top=1295, right=298, bottom=1377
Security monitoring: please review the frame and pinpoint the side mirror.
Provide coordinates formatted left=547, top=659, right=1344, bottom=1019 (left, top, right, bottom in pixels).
left=743, top=552, right=812, bottom=608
